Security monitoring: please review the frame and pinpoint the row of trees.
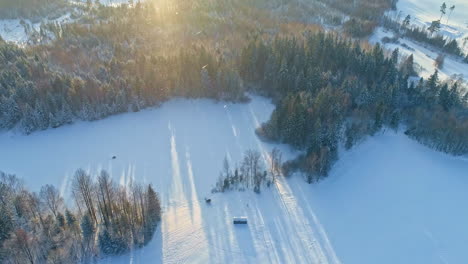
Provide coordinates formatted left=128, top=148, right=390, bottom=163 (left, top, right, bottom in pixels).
left=0, top=33, right=246, bottom=134
left=0, top=0, right=403, bottom=135
left=240, top=32, right=467, bottom=182
left=324, top=0, right=397, bottom=38
left=382, top=14, right=468, bottom=62
left=319, top=0, right=396, bottom=22
left=0, top=169, right=161, bottom=263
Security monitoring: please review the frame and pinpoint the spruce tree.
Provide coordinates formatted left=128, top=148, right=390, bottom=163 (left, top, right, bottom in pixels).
left=81, top=214, right=95, bottom=242
left=20, top=104, right=36, bottom=134
left=65, top=209, right=77, bottom=228
left=56, top=213, right=66, bottom=228
left=144, top=185, right=161, bottom=243
left=0, top=206, right=13, bottom=246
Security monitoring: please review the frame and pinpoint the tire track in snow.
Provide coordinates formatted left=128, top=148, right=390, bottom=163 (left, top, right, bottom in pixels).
left=274, top=177, right=341, bottom=264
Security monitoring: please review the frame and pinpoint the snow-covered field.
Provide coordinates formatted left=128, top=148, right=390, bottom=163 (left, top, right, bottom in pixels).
left=395, top=0, right=468, bottom=44
left=0, top=0, right=132, bottom=44
left=0, top=13, right=72, bottom=45
left=371, top=0, right=468, bottom=83
left=72, top=0, right=138, bottom=7
left=1, top=96, right=468, bottom=263
left=370, top=27, right=468, bottom=82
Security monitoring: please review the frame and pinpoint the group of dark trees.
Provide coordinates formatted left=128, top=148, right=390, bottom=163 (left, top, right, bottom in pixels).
left=320, top=0, right=397, bottom=22
left=327, top=0, right=397, bottom=38
left=0, top=169, right=161, bottom=263
left=214, top=150, right=269, bottom=193
left=0, top=21, right=245, bottom=134
left=213, top=149, right=283, bottom=193
left=240, top=32, right=467, bottom=182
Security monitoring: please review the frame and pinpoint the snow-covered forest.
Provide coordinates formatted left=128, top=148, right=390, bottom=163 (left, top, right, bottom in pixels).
left=1, top=0, right=468, bottom=263
left=0, top=169, right=161, bottom=263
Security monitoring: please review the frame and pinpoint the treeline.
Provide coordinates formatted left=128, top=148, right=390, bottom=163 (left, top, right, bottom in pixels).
left=0, top=169, right=161, bottom=263
left=382, top=16, right=468, bottom=62
left=240, top=32, right=468, bottom=182
left=0, top=34, right=245, bottom=134
left=0, top=0, right=399, bottom=135
left=343, top=18, right=378, bottom=38
left=404, top=73, right=468, bottom=155
left=213, top=149, right=283, bottom=193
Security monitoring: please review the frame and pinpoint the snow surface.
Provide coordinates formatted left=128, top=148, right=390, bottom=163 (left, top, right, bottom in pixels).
left=395, top=0, right=468, bottom=45
left=371, top=0, right=468, bottom=84
left=370, top=27, right=468, bottom=82
left=1, top=96, right=468, bottom=263
left=0, top=0, right=137, bottom=44
left=72, top=0, right=139, bottom=7
left=0, top=13, right=72, bottom=45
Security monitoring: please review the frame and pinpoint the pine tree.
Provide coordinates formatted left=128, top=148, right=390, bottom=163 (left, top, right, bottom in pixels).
left=446, top=5, right=455, bottom=24
left=20, top=104, right=36, bottom=134
left=33, top=100, right=49, bottom=130
left=425, top=70, right=440, bottom=103
left=428, top=20, right=441, bottom=35
left=402, top=15, right=411, bottom=29
left=80, top=214, right=95, bottom=242
left=390, top=111, right=400, bottom=131
left=0, top=206, right=14, bottom=246
left=0, top=96, right=21, bottom=129
left=448, top=82, right=460, bottom=108
left=65, top=209, right=77, bottom=228
left=344, top=123, right=356, bottom=150
left=80, top=100, right=96, bottom=121
left=401, top=54, right=416, bottom=76
left=439, top=2, right=447, bottom=20
left=144, top=185, right=161, bottom=243
left=56, top=212, right=65, bottom=228
left=146, top=185, right=161, bottom=224
left=373, top=103, right=384, bottom=133
left=98, top=229, right=112, bottom=254
left=201, top=66, right=213, bottom=98
left=438, top=83, right=451, bottom=111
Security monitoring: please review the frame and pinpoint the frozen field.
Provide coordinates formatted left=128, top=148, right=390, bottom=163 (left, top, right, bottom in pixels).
left=370, top=27, right=468, bottom=82
left=0, top=0, right=130, bottom=44
left=372, top=0, right=468, bottom=83
left=0, top=13, right=72, bottom=45
left=1, top=96, right=468, bottom=263
left=72, top=0, right=140, bottom=7
left=395, top=0, right=468, bottom=44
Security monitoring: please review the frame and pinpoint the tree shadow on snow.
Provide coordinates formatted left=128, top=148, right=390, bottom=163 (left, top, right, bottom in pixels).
left=98, top=223, right=163, bottom=264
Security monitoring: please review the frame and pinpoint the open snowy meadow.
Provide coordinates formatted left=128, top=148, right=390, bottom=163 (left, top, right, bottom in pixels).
left=1, top=96, right=468, bottom=263
left=371, top=0, right=468, bottom=84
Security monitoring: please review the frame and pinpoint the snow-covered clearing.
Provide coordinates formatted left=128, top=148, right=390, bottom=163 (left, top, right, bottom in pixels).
left=0, top=13, right=72, bottom=45
left=96, top=0, right=133, bottom=6
left=72, top=0, right=137, bottom=7
left=0, top=0, right=133, bottom=44
left=1, top=96, right=468, bottom=263
left=395, top=0, right=468, bottom=45
left=370, top=27, right=468, bottom=82
left=371, top=0, right=468, bottom=84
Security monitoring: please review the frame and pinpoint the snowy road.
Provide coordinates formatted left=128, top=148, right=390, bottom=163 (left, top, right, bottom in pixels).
left=1, top=96, right=468, bottom=263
